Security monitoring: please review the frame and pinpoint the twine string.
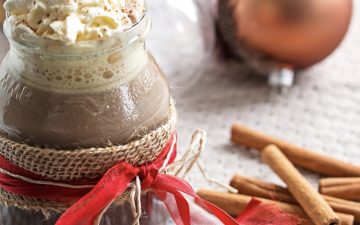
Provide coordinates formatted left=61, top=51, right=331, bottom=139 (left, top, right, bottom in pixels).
left=129, top=129, right=236, bottom=225
left=162, top=129, right=206, bottom=177
left=162, top=130, right=236, bottom=193
left=196, top=162, right=238, bottom=194
left=0, top=167, right=95, bottom=189
left=159, top=134, right=178, bottom=173
left=0, top=127, right=235, bottom=224
left=130, top=176, right=141, bottom=225
left=128, top=130, right=206, bottom=225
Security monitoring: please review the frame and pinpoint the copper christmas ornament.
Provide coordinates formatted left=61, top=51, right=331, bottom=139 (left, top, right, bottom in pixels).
left=218, top=0, right=352, bottom=87
left=0, top=4, right=4, bottom=24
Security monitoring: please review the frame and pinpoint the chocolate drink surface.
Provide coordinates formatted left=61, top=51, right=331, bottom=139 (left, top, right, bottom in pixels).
left=0, top=52, right=169, bottom=148
left=0, top=0, right=172, bottom=224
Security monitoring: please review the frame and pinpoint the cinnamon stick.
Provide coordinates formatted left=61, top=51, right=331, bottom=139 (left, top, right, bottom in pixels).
left=320, top=177, right=360, bottom=186
left=231, top=174, right=360, bottom=223
left=197, top=189, right=354, bottom=225
left=230, top=174, right=297, bottom=204
left=261, top=145, right=339, bottom=225
left=231, top=123, right=360, bottom=177
left=319, top=177, right=360, bottom=201
left=323, top=195, right=360, bottom=223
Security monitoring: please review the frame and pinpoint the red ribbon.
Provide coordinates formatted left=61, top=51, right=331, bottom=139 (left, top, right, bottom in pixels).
left=56, top=133, right=239, bottom=225
left=236, top=198, right=300, bottom=225
left=0, top=133, right=239, bottom=225
left=0, top=132, right=299, bottom=225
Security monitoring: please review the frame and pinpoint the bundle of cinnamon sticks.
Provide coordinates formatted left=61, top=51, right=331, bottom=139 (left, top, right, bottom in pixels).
left=198, top=123, right=360, bottom=225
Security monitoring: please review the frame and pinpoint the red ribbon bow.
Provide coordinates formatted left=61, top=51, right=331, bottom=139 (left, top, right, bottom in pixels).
left=0, top=132, right=299, bottom=225
left=55, top=133, right=238, bottom=225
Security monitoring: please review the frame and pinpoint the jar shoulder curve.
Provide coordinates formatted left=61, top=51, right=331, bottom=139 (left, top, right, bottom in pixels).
left=0, top=51, right=171, bottom=149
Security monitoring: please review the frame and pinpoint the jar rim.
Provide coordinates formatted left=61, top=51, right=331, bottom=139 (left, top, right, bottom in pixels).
left=3, top=8, right=150, bottom=56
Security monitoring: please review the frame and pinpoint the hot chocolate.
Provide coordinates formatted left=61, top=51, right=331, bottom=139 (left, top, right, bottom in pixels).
left=0, top=1, right=170, bottom=149
left=0, top=0, right=172, bottom=224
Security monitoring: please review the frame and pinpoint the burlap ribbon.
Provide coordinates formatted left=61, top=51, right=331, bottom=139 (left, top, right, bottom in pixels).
left=0, top=100, right=176, bottom=213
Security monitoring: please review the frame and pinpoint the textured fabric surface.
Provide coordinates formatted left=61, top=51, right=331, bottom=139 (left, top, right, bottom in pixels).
left=0, top=0, right=359, bottom=199
left=174, top=1, right=360, bottom=191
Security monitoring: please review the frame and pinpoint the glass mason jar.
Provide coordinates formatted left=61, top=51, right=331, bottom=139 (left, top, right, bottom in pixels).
left=147, top=0, right=216, bottom=96
left=0, top=9, right=171, bottom=225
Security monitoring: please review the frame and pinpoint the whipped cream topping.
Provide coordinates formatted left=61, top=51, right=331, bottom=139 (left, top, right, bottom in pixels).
left=3, top=0, right=145, bottom=44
